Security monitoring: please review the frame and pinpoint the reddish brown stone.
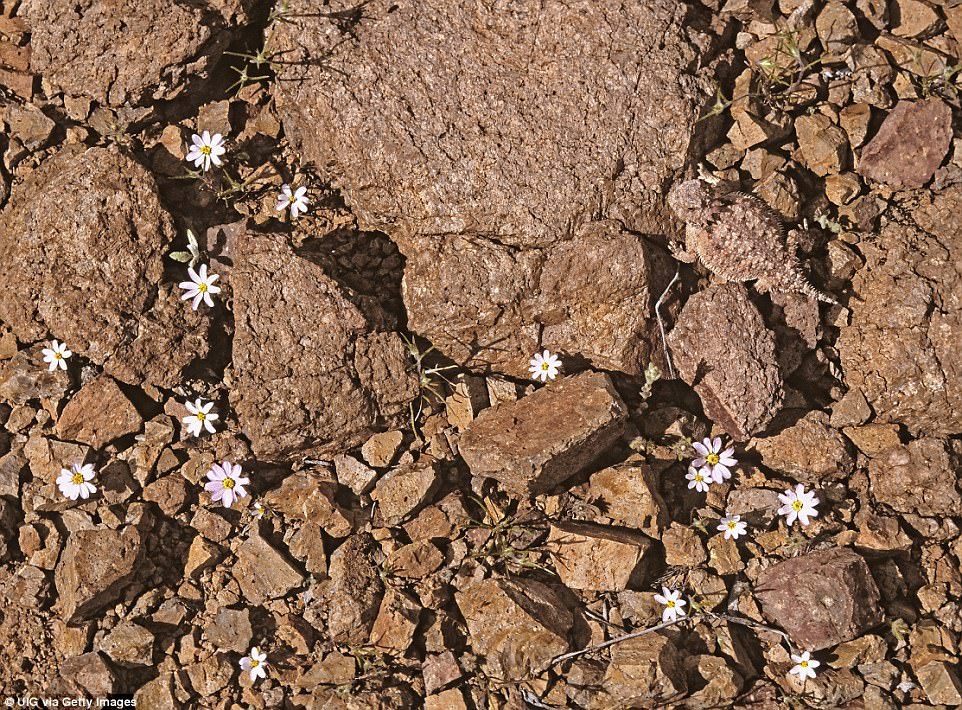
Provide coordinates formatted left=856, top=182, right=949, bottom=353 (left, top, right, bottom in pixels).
left=56, top=376, right=143, bottom=449
left=668, top=284, right=783, bottom=440
left=230, top=233, right=417, bottom=460
left=0, top=146, right=208, bottom=389
left=271, top=0, right=709, bottom=376
left=868, top=438, right=962, bottom=516
left=459, top=372, right=628, bottom=495
left=754, top=547, right=883, bottom=651
left=858, top=99, right=952, bottom=189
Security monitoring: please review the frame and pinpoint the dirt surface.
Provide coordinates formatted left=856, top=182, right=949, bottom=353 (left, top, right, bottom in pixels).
left=1, top=0, right=962, bottom=707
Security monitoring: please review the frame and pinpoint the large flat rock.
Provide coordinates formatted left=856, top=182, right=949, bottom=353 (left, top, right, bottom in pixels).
left=271, top=1, right=711, bottom=376
left=0, top=146, right=208, bottom=389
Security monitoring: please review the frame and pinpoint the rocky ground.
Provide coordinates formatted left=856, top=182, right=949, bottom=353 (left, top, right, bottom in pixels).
left=0, top=0, right=961, bottom=707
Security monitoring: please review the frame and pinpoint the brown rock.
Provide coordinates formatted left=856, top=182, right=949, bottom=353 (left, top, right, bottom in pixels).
left=754, top=547, right=883, bottom=651
left=288, top=523, right=328, bottom=575
left=858, top=99, right=952, bottom=189
left=233, top=530, right=305, bottom=605
left=55, top=376, right=142, bottom=449
left=423, top=651, right=463, bottom=695
left=708, top=534, right=744, bottom=576
left=371, top=459, right=440, bottom=526
left=602, top=633, right=688, bottom=706
left=361, top=430, right=404, bottom=468
left=457, top=578, right=572, bottom=681
left=795, top=114, right=849, bottom=176
left=0, top=147, right=208, bottom=389
left=264, top=470, right=353, bottom=537
left=230, top=233, right=417, bottom=460
left=444, top=376, right=490, bottom=430
left=663, top=522, right=707, bottom=568
left=333, top=454, right=378, bottom=497
left=271, top=0, right=708, bottom=375
left=891, top=0, right=942, bottom=37
left=668, top=284, right=783, bottom=440
left=184, top=536, right=223, bottom=579
left=318, top=532, right=384, bottom=644
left=55, top=526, right=143, bottom=623
left=100, top=621, right=154, bottom=667
left=585, top=461, right=668, bottom=537
left=230, top=234, right=417, bottom=459
left=189, top=507, right=232, bottom=544
left=460, top=372, right=628, bottom=495
left=204, top=607, right=252, bottom=653
left=134, top=674, right=177, bottom=709
left=868, top=438, right=962, bottom=516
left=752, top=411, right=854, bottom=482
left=22, top=0, right=235, bottom=106
left=815, top=2, right=859, bottom=53
left=59, top=652, right=118, bottom=696
left=425, top=689, right=469, bottom=710
left=143, top=474, right=191, bottom=517
left=0, top=344, right=71, bottom=406
left=369, top=588, right=421, bottom=653
left=185, top=654, right=232, bottom=695
left=387, top=540, right=445, bottom=578
left=547, top=521, right=654, bottom=591
left=915, top=661, right=962, bottom=705
left=838, top=186, right=962, bottom=436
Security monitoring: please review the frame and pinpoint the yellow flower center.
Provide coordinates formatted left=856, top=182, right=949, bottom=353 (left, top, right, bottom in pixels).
left=198, top=282, right=208, bottom=293
left=201, top=145, right=212, bottom=156
left=250, top=659, right=260, bottom=668
left=223, top=477, right=235, bottom=489
left=792, top=500, right=803, bottom=511
left=706, top=453, right=719, bottom=465
left=54, top=352, right=62, bottom=360
left=196, top=411, right=206, bottom=422
left=695, top=473, right=704, bottom=482
left=71, top=472, right=84, bottom=484
left=541, top=362, right=550, bottom=370
left=727, top=521, right=737, bottom=530
left=666, top=600, right=675, bottom=609
left=800, top=660, right=809, bottom=668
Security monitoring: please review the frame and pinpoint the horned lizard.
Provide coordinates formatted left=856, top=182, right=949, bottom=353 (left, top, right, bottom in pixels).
left=667, top=179, right=838, bottom=304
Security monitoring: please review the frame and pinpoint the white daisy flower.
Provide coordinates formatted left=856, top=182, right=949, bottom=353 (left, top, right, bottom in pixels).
left=178, top=264, right=221, bottom=310
left=789, top=651, right=820, bottom=680
left=252, top=502, right=268, bottom=519
left=240, top=646, right=268, bottom=682
left=717, top=514, right=748, bottom=540
left=42, top=340, right=72, bottom=372
left=777, top=484, right=820, bottom=527
left=528, top=349, right=561, bottom=382
left=185, top=131, right=226, bottom=171
left=183, top=398, right=218, bottom=437
left=276, top=184, right=310, bottom=219
left=686, top=465, right=711, bottom=493
left=56, top=463, right=97, bottom=501
left=693, top=436, right=737, bottom=483
left=653, top=587, right=687, bottom=623
left=204, top=461, right=249, bottom=509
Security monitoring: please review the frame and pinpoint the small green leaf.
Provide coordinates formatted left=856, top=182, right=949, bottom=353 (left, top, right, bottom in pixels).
left=168, top=251, right=192, bottom=263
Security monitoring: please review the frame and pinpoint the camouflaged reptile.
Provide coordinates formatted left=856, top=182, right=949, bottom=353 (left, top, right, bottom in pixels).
left=667, top=179, right=838, bottom=305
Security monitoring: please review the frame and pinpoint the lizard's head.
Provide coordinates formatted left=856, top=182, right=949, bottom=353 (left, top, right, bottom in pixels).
left=667, top=179, right=713, bottom=227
